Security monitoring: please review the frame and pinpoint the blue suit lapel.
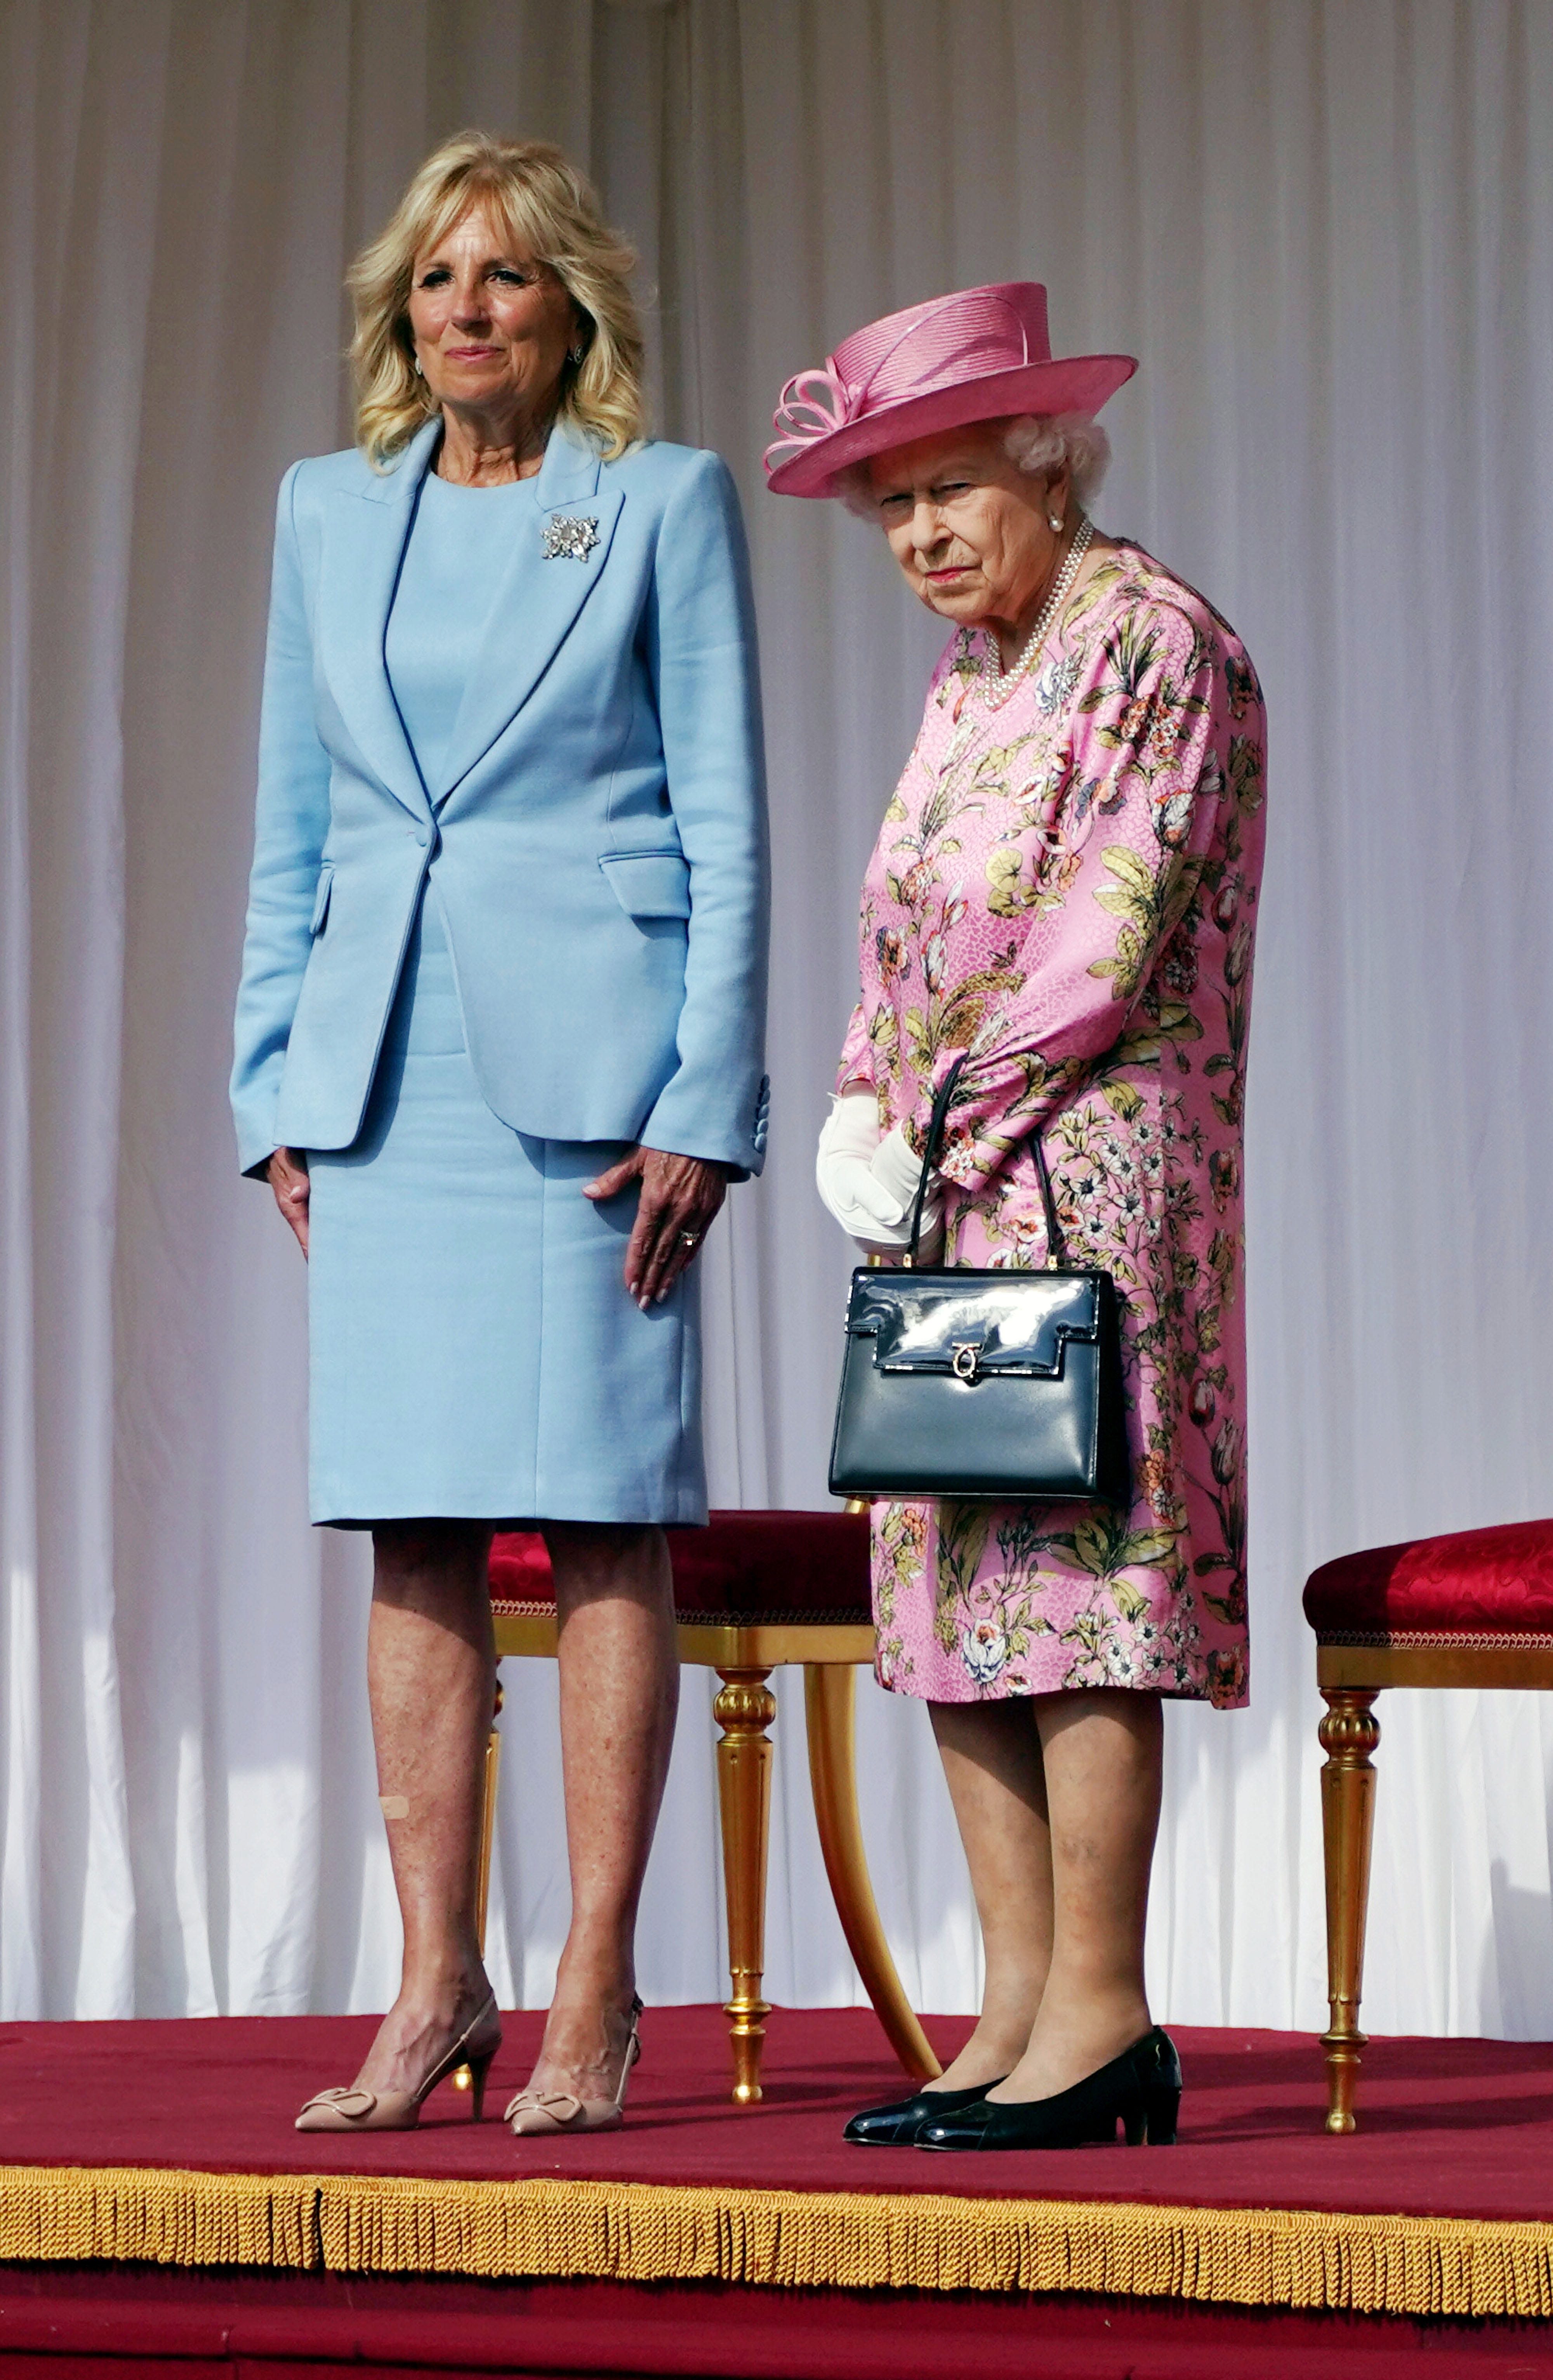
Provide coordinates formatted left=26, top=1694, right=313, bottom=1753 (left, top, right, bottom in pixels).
left=319, top=420, right=440, bottom=825
left=434, top=424, right=624, bottom=806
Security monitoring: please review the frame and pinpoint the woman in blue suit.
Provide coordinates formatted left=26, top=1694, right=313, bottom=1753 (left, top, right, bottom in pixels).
left=231, top=133, right=768, bottom=2140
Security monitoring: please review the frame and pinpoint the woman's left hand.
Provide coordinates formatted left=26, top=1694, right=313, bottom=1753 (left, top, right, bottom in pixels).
left=584, top=1146, right=729, bottom=1309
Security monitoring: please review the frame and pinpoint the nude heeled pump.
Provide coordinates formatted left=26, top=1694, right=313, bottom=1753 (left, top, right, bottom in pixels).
left=295, top=1992, right=502, bottom=2132
left=505, top=1995, right=643, bottom=2139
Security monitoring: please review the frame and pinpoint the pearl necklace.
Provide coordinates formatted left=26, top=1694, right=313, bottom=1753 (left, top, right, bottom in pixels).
left=981, top=515, right=1095, bottom=707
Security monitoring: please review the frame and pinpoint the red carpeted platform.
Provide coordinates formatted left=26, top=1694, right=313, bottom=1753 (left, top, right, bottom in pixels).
left=1, top=2004, right=1551, bottom=2219
left=3, top=2264, right=1553, bottom=2378
left=2, top=2007, right=1552, bottom=2373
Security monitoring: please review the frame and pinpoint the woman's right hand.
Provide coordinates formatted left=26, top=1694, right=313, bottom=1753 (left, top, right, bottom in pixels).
left=815, top=1088, right=941, bottom=1249
left=268, top=1146, right=311, bottom=1257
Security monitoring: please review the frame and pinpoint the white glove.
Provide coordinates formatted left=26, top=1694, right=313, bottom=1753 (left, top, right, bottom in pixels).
left=816, top=1088, right=940, bottom=1249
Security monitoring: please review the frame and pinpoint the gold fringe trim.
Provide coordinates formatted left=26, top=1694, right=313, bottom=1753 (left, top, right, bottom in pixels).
left=2, top=2165, right=1551, bottom=2318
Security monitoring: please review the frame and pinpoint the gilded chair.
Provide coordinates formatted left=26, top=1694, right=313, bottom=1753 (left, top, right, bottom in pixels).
left=1304, top=1517, right=1553, bottom=2133
left=480, top=1509, right=940, bottom=2105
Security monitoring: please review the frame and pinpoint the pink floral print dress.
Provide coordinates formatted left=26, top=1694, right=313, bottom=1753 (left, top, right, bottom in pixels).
left=839, top=543, right=1266, bottom=1708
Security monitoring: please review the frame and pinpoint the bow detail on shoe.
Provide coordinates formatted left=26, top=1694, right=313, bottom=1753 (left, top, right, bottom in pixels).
left=506, top=1998, right=643, bottom=2140
left=293, top=1993, right=502, bottom=2133
left=299, top=2086, right=378, bottom=2119
left=504, top=2089, right=585, bottom=2126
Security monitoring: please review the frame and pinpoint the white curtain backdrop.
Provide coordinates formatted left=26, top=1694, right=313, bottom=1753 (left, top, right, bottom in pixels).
left=4, top=0, right=1553, bottom=2040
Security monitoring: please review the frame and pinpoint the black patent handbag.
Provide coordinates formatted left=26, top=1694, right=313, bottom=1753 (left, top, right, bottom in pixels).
left=828, top=1060, right=1131, bottom=1505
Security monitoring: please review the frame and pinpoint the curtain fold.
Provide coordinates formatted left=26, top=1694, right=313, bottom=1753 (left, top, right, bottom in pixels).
left=2, top=0, right=1551, bottom=2038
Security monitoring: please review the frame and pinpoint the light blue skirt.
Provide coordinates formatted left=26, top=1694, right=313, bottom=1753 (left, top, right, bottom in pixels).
left=305, top=892, right=706, bottom=1527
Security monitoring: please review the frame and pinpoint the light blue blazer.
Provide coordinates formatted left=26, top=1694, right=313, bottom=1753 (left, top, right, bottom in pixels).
left=231, top=419, right=770, bottom=1180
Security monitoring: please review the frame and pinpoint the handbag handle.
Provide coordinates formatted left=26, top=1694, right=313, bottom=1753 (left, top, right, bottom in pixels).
left=905, top=1056, right=1068, bottom=1270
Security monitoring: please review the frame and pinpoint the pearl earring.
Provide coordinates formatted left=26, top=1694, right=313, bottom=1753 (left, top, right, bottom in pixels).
left=1048, top=513, right=1063, bottom=532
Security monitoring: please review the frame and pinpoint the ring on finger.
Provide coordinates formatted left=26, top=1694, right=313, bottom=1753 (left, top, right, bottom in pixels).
left=678, top=1230, right=701, bottom=1250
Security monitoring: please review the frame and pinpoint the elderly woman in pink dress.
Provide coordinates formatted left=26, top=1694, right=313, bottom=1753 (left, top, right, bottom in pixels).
left=767, top=285, right=1265, bottom=2151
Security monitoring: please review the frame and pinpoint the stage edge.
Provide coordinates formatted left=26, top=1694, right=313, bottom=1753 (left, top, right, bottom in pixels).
left=1, top=2166, right=1550, bottom=2320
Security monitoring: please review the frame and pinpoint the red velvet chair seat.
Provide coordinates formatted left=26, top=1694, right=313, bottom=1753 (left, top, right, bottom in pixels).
left=1303, top=1517, right=1553, bottom=1647
left=489, top=1508, right=872, bottom=1627
left=1305, top=1516, right=1553, bottom=2134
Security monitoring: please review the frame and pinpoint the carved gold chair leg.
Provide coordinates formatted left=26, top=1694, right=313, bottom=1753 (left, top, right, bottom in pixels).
left=1318, top=1685, right=1381, bottom=2134
left=453, top=1675, right=504, bottom=2106
left=714, top=1666, right=776, bottom=2105
left=803, top=1663, right=941, bottom=2083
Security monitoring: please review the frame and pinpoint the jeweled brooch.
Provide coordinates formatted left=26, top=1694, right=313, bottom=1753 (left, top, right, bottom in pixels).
left=541, top=513, right=600, bottom=562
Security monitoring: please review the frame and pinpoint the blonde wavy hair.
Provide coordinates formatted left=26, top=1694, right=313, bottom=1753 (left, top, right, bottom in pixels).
left=347, top=131, right=646, bottom=468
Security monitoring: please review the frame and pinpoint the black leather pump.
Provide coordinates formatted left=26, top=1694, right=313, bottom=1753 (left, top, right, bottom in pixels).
left=844, top=2076, right=1008, bottom=2147
left=916, top=2028, right=1181, bottom=2151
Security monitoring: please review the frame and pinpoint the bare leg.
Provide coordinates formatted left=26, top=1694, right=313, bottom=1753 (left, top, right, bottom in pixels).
left=926, top=1699, right=1053, bottom=2090
left=522, top=1522, right=679, bottom=2102
left=988, top=1688, right=1162, bottom=2103
left=351, top=1518, right=497, bottom=2096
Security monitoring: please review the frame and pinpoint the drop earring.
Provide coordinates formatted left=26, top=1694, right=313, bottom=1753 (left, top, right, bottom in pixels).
left=413, top=356, right=424, bottom=378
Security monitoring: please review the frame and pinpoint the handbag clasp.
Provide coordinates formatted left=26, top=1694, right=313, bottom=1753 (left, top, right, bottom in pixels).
left=950, top=1340, right=983, bottom=1383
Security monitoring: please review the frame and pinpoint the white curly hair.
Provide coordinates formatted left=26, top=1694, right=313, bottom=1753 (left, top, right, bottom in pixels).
left=839, top=411, right=1111, bottom=519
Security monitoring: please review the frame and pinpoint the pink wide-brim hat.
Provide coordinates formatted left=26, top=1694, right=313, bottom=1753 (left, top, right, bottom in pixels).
left=764, top=283, right=1136, bottom=500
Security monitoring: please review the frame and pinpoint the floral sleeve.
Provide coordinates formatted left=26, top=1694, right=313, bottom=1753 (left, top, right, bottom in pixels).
left=836, top=999, right=874, bottom=1093
left=912, top=601, right=1223, bottom=1194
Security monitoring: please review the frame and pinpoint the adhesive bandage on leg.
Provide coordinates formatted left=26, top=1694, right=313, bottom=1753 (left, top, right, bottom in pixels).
left=378, top=1794, right=410, bottom=1819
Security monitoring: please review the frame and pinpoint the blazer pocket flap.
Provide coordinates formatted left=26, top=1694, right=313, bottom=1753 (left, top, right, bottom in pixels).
left=598, top=851, right=691, bottom=920
left=309, top=864, right=335, bottom=936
